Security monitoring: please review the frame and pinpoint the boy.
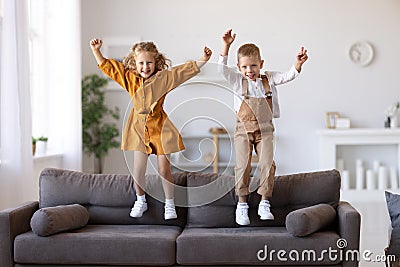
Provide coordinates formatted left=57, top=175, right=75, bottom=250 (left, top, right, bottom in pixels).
left=218, top=29, right=308, bottom=225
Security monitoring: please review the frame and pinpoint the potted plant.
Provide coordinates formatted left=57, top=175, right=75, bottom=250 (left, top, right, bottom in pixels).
left=32, top=137, right=37, bottom=156
left=82, top=74, right=120, bottom=174
left=35, top=136, right=48, bottom=155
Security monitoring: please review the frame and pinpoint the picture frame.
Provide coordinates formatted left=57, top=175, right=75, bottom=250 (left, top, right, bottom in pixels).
left=101, top=37, right=140, bottom=90
left=326, top=112, right=339, bottom=129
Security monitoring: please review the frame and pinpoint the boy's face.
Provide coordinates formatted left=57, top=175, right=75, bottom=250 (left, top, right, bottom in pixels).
left=237, top=56, right=264, bottom=81
left=135, top=51, right=156, bottom=79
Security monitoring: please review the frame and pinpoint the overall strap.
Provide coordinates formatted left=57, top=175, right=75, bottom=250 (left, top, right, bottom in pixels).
left=241, top=77, right=249, bottom=98
left=261, top=75, right=273, bottom=111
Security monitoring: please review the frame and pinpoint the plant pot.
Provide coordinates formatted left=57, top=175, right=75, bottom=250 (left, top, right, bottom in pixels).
left=32, top=143, right=36, bottom=156
left=36, top=141, right=47, bottom=155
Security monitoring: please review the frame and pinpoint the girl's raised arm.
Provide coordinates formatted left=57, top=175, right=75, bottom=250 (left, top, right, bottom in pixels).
left=90, top=38, right=106, bottom=65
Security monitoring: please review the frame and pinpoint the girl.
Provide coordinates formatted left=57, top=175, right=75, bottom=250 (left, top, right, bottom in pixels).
left=90, top=38, right=212, bottom=220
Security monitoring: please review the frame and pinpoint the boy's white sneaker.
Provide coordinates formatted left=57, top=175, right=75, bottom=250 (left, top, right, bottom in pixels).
left=129, top=201, right=148, bottom=218
left=258, top=200, right=274, bottom=220
left=164, top=206, right=177, bottom=220
left=236, top=203, right=250, bottom=226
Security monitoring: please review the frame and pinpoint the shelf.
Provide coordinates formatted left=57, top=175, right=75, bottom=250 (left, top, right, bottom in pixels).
left=317, top=128, right=400, bottom=170
left=318, top=128, right=400, bottom=201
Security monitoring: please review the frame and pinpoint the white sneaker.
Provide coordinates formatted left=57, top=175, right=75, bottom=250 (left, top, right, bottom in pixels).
left=236, top=204, right=250, bottom=226
left=258, top=200, right=274, bottom=220
left=164, top=205, right=177, bottom=220
left=130, top=201, right=148, bottom=218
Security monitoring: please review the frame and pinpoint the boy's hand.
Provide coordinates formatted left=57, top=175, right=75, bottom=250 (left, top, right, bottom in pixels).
left=222, top=29, right=236, bottom=46
left=296, top=47, right=308, bottom=64
left=201, top=46, right=213, bottom=62
left=90, top=38, right=103, bottom=50
left=294, top=47, right=308, bottom=72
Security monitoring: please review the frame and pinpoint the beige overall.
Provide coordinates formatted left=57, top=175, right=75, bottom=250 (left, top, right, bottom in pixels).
left=234, top=75, right=276, bottom=198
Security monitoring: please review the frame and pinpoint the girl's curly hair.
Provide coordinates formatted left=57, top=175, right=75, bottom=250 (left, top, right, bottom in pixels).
left=122, top=42, right=171, bottom=75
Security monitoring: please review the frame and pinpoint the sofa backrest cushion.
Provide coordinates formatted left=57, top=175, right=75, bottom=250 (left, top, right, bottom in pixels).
left=186, top=169, right=340, bottom=228
left=39, top=168, right=188, bottom=227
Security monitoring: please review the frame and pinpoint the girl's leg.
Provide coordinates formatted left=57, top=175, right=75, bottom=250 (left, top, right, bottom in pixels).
left=130, top=151, right=148, bottom=218
left=133, top=151, right=148, bottom=196
left=157, top=154, right=177, bottom=220
left=157, top=154, right=174, bottom=199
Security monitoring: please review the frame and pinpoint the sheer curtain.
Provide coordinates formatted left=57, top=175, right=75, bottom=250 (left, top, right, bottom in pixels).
left=30, top=0, right=82, bottom=171
left=0, top=0, right=34, bottom=209
left=0, top=0, right=82, bottom=210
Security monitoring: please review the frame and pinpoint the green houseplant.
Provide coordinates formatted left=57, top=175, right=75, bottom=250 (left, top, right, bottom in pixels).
left=82, top=74, right=120, bottom=173
left=32, top=137, right=37, bottom=156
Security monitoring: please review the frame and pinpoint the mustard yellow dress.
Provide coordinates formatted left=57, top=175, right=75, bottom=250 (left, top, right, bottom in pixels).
left=99, top=59, right=200, bottom=155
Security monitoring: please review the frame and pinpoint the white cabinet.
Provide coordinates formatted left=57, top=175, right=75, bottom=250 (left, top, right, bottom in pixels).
left=317, top=128, right=400, bottom=201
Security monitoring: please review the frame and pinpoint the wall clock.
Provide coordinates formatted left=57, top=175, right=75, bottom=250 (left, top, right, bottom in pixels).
left=348, top=41, right=374, bottom=66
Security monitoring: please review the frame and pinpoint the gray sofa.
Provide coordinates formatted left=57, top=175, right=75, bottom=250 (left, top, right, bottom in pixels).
left=0, top=168, right=360, bottom=266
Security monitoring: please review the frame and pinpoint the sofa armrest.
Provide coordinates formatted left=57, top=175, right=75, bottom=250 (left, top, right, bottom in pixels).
left=0, top=201, right=39, bottom=267
left=337, top=201, right=361, bottom=267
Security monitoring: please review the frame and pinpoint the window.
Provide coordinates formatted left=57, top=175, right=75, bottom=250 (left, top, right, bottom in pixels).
left=29, top=0, right=48, bottom=140
left=26, top=0, right=82, bottom=169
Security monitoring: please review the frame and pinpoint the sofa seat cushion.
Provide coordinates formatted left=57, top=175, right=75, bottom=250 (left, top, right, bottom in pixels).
left=176, top=227, right=341, bottom=265
left=14, top=225, right=181, bottom=266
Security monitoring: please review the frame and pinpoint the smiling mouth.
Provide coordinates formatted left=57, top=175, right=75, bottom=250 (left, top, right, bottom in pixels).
left=246, top=73, right=256, bottom=79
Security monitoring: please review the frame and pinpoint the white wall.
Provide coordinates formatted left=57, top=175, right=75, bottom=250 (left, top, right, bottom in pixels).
left=81, top=0, right=400, bottom=175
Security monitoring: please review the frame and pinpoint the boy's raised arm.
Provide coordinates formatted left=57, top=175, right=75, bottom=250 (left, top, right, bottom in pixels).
left=221, top=29, right=236, bottom=56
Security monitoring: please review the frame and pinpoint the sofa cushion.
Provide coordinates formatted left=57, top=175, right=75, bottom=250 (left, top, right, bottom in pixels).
left=186, top=170, right=340, bottom=228
left=14, top=225, right=181, bottom=266
left=30, top=204, right=89, bottom=236
left=285, top=204, right=336, bottom=237
left=39, top=168, right=188, bottom=227
left=176, top=227, right=341, bottom=265
left=385, top=191, right=400, bottom=228
left=388, top=227, right=400, bottom=258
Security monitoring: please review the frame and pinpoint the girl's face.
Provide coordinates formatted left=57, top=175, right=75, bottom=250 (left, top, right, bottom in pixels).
left=237, top=56, right=264, bottom=81
left=135, top=51, right=156, bottom=79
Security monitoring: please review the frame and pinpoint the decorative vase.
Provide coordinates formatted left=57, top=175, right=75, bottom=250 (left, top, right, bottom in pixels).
left=390, top=116, right=398, bottom=128
left=35, top=141, right=47, bottom=155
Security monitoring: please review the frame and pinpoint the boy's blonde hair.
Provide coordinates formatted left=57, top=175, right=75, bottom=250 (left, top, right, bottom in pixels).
left=123, top=42, right=171, bottom=75
left=237, top=43, right=261, bottom=62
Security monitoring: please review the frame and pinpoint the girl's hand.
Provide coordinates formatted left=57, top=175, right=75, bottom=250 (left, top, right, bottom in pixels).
left=90, top=38, right=103, bottom=50
left=222, top=29, right=236, bottom=46
left=296, top=47, right=308, bottom=64
left=201, top=46, right=212, bottom=62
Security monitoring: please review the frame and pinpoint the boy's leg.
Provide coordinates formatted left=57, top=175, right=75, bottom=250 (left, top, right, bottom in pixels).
left=157, top=154, right=177, bottom=220
left=234, top=126, right=254, bottom=225
left=254, top=132, right=275, bottom=198
left=254, top=132, right=275, bottom=220
left=130, top=151, right=149, bottom=218
left=234, top=129, right=254, bottom=198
